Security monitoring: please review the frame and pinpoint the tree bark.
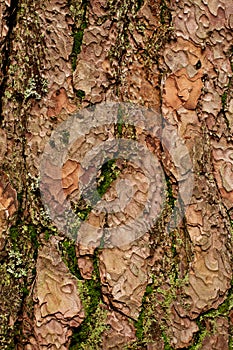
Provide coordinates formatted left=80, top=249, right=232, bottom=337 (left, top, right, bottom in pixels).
left=0, top=0, right=233, bottom=349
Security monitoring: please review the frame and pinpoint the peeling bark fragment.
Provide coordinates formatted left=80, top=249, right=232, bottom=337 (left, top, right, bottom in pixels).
left=47, top=88, right=76, bottom=118
left=102, top=310, right=136, bottom=349
left=212, top=140, right=233, bottom=209
left=164, top=67, right=203, bottom=110
left=200, top=317, right=229, bottom=350
left=0, top=128, right=6, bottom=161
left=62, top=159, right=82, bottom=198
left=99, top=235, right=151, bottom=320
left=25, top=0, right=76, bottom=178
left=0, top=171, right=17, bottom=217
left=73, top=21, right=117, bottom=104
left=168, top=303, right=199, bottom=348
left=0, top=171, right=17, bottom=246
left=77, top=255, right=94, bottom=279
left=30, top=238, right=84, bottom=349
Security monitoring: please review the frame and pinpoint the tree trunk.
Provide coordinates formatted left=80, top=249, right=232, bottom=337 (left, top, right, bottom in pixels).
left=0, top=0, right=232, bottom=349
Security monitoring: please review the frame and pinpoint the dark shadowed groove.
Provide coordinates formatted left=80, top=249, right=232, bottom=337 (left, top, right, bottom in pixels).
left=0, top=0, right=20, bottom=125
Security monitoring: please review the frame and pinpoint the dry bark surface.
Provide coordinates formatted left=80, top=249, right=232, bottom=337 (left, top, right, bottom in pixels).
left=0, top=0, right=233, bottom=349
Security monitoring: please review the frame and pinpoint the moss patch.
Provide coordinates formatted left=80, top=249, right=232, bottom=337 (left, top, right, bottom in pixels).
left=69, top=0, right=88, bottom=71
left=97, top=159, right=121, bottom=197
left=76, top=89, right=86, bottom=99
left=61, top=239, right=83, bottom=280
left=187, top=281, right=233, bottom=349
left=66, top=249, right=109, bottom=349
left=0, top=222, right=40, bottom=349
left=71, top=29, right=85, bottom=70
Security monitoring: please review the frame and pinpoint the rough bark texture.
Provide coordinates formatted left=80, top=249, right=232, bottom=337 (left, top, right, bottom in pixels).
left=0, top=0, right=233, bottom=349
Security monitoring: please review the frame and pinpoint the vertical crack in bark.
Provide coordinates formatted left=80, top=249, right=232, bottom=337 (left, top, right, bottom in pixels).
left=0, top=0, right=19, bottom=125
left=69, top=0, right=88, bottom=72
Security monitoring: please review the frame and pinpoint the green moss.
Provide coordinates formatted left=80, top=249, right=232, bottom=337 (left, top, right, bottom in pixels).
left=59, top=235, right=108, bottom=348
left=76, top=89, right=85, bottom=99
left=9, top=227, right=19, bottom=246
left=21, top=286, right=29, bottom=297
left=114, top=105, right=137, bottom=140
left=200, top=280, right=233, bottom=320
left=71, top=29, right=85, bottom=70
left=24, top=76, right=48, bottom=100
left=187, top=281, right=233, bottom=349
left=69, top=0, right=88, bottom=71
left=69, top=250, right=108, bottom=349
left=160, top=0, right=172, bottom=25
left=9, top=223, right=39, bottom=252
left=187, top=321, right=209, bottom=350
left=77, top=206, right=92, bottom=220
left=136, top=0, right=144, bottom=11
left=165, top=174, right=175, bottom=209
left=70, top=303, right=108, bottom=350
left=28, top=224, right=39, bottom=251
left=135, top=281, right=155, bottom=341
left=116, top=104, right=124, bottom=137
left=130, top=267, right=190, bottom=348
left=71, top=196, right=92, bottom=222
left=69, top=160, right=122, bottom=227
left=222, top=91, right=227, bottom=109
left=0, top=220, right=41, bottom=347
left=161, top=330, right=174, bottom=350
left=229, top=336, right=233, bottom=349
left=44, top=229, right=51, bottom=241
left=97, top=159, right=121, bottom=197
left=8, top=223, right=40, bottom=271
left=61, top=239, right=83, bottom=280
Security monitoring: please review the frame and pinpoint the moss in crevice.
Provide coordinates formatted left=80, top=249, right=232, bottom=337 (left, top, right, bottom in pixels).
left=138, top=174, right=189, bottom=348
left=187, top=280, right=233, bottom=349
left=69, top=0, right=88, bottom=71
left=71, top=196, right=92, bottom=222
left=0, top=222, right=41, bottom=349
left=160, top=0, right=172, bottom=25
left=8, top=223, right=40, bottom=271
left=221, top=91, right=228, bottom=109
left=106, top=0, right=143, bottom=92
left=69, top=249, right=109, bottom=349
left=142, top=0, right=173, bottom=67
left=70, top=158, right=123, bottom=223
left=76, top=89, right=86, bottom=99
left=59, top=233, right=108, bottom=349
left=60, top=238, right=83, bottom=280
left=136, top=0, right=144, bottom=12
left=71, top=28, right=85, bottom=70
left=0, top=1, right=50, bottom=347
left=134, top=278, right=156, bottom=343
left=97, top=159, right=121, bottom=197
left=161, top=329, right=174, bottom=350
left=187, top=319, right=210, bottom=350
left=165, top=174, right=176, bottom=209
left=221, top=46, right=233, bottom=131
left=129, top=265, right=189, bottom=348
left=164, top=174, right=180, bottom=262
left=229, top=336, right=233, bottom=349
left=114, top=105, right=137, bottom=140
